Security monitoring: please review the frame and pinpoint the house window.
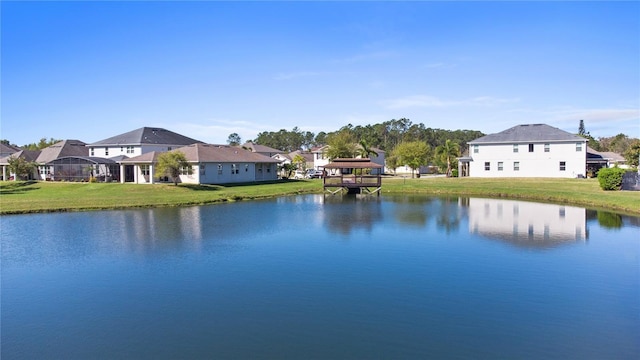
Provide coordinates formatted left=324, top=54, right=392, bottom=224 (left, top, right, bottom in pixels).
left=484, top=162, right=490, bottom=171
left=105, top=147, right=109, bottom=156
left=498, top=162, right=503, bottom=171
left=528, top=144, right=534, bottom=152
left=514, top=161, right=520, bottom=171
left=120, top=146, right=124, bottom=153
left=231, top=164, right=239, bottom=174
left=126, top=146, right=134, bottom=154
left=245, top=164, right=249, bottom=172
left=513, top=144, right=518, bottom=153
left=140, top=165, right=150, bottom=176
left=90, top=147, right=94, bottom=156
left=217, top=164, right=223, bottom=175
left=559, top=161, right=566, bottom=171
left=576, top=143, right=582, bottom=152
left=474, top=145, right=479, bottom=154
left=168, top=147, right=172, bottom=151
left=180, top=166, right=193, bottom=175
left=200, top=164, right=206, bottom=176
left=544, top=143, right=550, bottom=152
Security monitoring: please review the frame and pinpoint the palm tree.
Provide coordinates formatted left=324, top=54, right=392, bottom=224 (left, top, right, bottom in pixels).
left=435, top=139, right=460, bottom=177
left=357, top=139, right=379, bottom=159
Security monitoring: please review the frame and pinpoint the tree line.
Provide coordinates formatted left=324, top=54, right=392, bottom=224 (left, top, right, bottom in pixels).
left=244, top=118, right=484, bottom=154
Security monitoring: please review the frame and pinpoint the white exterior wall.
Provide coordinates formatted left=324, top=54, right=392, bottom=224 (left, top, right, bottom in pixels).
left=468, top=141, right=586, bottom=178
left=467, top=198, right=587, bottom=243
left=89, top=144, right=184, bottom=159
left=313, top=151, right=330, bottom=170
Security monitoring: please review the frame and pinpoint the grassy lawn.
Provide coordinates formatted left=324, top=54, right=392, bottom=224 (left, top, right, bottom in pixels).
left=1, top=177, right=639, bottom=215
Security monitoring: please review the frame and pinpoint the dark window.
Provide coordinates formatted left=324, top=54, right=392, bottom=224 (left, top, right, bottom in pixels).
left=528, top=144, right=534, bottom=152
left=484, top=162, right=490, bottom=171
left=559, top=161, right=566, bottom=171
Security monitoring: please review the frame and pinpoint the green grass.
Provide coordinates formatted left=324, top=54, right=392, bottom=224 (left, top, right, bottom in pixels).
left=1, top=177, right=639, bottom=215
left=380, top=177, right=640, bottom=215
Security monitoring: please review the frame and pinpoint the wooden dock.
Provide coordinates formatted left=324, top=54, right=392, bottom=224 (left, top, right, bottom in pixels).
left=322, top=158, right=383, bottom=196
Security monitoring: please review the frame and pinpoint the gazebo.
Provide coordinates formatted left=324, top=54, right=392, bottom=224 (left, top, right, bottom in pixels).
left=322, top=158, right=383, bottom=195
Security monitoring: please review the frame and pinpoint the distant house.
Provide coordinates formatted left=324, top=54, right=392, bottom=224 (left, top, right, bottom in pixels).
left=0, top=139, right=117, bottom=181
left=311, top=145, right=385, bottom=174
left=34, top=140, right=93, bottom=181
left=461, top=124, right=587, bottom=178
left=89, top=127, right=203, bottom=182
left=0, top=143, right=21, bottom=158
left=241, top=142, right=283, bottom=158
left=119, top=144, right=279, bottom=184
left=273, top=150, right=314, bottom=168
left=0, top=149, right=40, bottom=180
left=587, top=147, right=628, bottom=175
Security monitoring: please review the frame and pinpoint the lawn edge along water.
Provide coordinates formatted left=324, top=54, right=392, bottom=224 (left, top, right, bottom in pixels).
left=1, top=177, right=639, bottom=216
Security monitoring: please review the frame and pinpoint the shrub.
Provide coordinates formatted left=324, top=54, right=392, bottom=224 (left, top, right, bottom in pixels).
left=89, top=176, right=97, bottom=183
left=451, top=169, right=459, bottom=177
left=597, top=167, right=626, bottom=190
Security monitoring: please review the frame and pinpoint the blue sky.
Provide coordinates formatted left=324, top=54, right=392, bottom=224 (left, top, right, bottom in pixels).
left=2, top=1, right=638, bottom=146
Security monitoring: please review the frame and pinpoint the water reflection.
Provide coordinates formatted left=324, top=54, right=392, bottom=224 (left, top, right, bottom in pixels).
left=321, top=194, right=383, bottom=235
left=466, top=198, right=587, bottom=248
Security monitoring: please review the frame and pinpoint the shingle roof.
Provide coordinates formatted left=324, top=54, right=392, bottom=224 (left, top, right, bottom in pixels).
left=288, top=150, right=314, bottom=162
left=242, top=142, right=283, bottom=153
left=118, top=144, right=280, bottom=164
left=181, top=144, right=280, bottom=163
left=0, top=143, right=21, bottom=155
left=118, top=151, right=162, bottom=163
left=469, top=124, right=586, bottom=144
left=0, top=150, right=41, bottom=165
left=324, top=158, right=383, bottom=169
left=36, top=140, right=89, bottom=163
left=89, top=127, right=203, bottom=146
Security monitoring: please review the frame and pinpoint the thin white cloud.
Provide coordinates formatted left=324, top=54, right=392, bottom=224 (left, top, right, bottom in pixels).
left=383, top=95, right=520, bottom=109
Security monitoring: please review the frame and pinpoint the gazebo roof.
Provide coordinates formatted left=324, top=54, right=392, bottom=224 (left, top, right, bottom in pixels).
left=323, top=158, right=383, bottom=169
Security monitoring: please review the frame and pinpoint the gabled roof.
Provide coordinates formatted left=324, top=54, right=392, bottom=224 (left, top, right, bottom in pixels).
left=288, top=150, right=314, bottom=163
left=119, top=151, right=162, bottom=164
left=0, top=150, right=41, bottom=165
left=242, top=142, right=283, bottom=154
left=324, top=158, right=383, bottom=169
left=181, top=144, right=280, bottom=163
left=469, top=124, right=586, bottom=144
left=0, top=143, right=21, bottom=155
left=587, top=147, right=625, bottom=162
left=89, top=127, right=203, bottom=146
left=119, top=144, right=280, bottom=164
left=36, top=140, right=89, bottom=163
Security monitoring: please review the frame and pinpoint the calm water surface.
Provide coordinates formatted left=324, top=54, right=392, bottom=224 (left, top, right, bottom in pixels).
left=2, top=195, right=639, bottom=359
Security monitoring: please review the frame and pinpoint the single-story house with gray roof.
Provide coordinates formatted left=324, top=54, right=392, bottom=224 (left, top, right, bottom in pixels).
left=118, top=144, right=279, bottom=184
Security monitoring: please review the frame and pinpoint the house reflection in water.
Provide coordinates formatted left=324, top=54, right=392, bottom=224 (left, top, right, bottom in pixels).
left=466, top=198, right=587, bottom=248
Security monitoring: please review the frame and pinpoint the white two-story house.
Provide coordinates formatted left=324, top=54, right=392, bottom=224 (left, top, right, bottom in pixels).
left=460, top=124, right=587, bottom=178
left=88, top=127, right=203, bottom=159
left=88, top=127, right=203, bottom=182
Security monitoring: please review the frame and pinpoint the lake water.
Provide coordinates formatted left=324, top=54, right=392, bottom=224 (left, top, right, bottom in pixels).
left=1, top=195, right=639, bottom=359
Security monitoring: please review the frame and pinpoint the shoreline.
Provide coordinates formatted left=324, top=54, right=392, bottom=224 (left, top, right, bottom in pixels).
left=1, top=178, right=639, bottom=216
